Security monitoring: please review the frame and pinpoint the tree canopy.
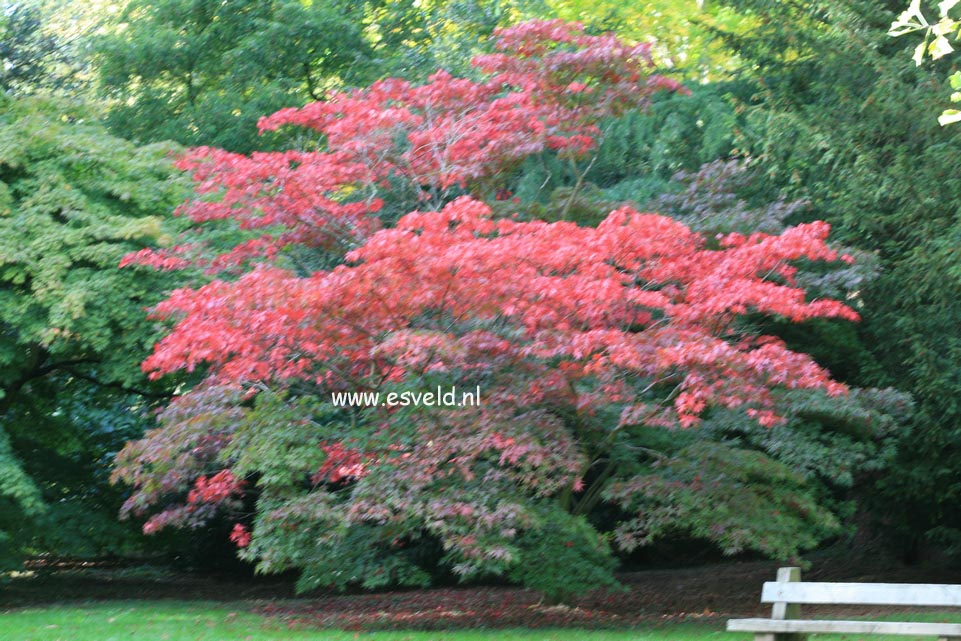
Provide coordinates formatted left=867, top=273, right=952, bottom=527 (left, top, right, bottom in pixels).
left=106, top=21, right=896, bottom=601
left=96, top=0, right=373, bottom=152
left=0, top=93, right=188, bottom=566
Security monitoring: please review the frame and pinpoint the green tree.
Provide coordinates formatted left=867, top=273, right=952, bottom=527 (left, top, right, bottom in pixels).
left=888, top=0, right=961, bottom=124
left=363, top=0, right=548, bottom=79
left=96, top=0, right=372, bottom=152
left=0, top=1, right=82, bottom=95
left=0, top=93, right=188, bottom=566
left=545, top=0, right=753, bottom=79
left=708, top=0, right=961, bottom=557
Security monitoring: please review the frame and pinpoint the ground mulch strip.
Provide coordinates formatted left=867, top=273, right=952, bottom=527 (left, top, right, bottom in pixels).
left=6, top=553, right=961, bottom=630
left=253, top=555, right=961, bottom=631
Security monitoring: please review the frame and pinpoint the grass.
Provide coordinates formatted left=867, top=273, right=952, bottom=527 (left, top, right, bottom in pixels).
left=0, top=600, right=730, bottom=641
left=5, top=601, right=961, bottom=641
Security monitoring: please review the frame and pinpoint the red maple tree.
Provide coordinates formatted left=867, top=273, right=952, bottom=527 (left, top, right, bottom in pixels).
left=114, top=20, right=860, bottom=598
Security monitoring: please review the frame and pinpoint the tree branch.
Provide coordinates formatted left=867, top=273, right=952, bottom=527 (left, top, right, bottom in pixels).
left=63, top=368, right=172, bottom=400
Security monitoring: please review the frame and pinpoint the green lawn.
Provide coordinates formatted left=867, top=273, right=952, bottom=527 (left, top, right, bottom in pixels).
left=0, top=601, right=730, bottom=641
left=4, top=601, right=961, bottom=641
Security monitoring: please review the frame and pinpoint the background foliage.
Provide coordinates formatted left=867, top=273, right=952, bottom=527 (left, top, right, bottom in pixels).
left=0, top=92, right=188, bottom=567
left=704, top=0, right=961, bottom=558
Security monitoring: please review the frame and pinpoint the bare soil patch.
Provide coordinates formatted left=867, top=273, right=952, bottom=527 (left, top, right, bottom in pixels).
left=4, top=552, right=961, bottom=630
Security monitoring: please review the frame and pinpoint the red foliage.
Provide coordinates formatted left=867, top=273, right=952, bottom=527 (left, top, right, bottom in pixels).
left=111, top=386, right=246, bottom=533
left=473, top=19, right=685, bottom=141
left=314, top=443, right=369, bottom=484
left=140, top=469, right=244, bottom=535
left=125, top=20, right=682, bottom=273
left=187, top=470, right=243, bottom=505
left=142, top=197, right=855, bottom=428
left=115, top=20, right=860, bottom=578
left=230, top=523, right=252, bottom=548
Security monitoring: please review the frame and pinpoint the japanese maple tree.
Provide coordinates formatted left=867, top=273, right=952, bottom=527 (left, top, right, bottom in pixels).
left=115, top=20, right=863, bottom=600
